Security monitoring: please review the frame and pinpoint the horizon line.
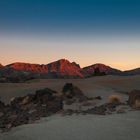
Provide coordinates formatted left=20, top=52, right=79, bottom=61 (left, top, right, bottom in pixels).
left=1, top=59, right=140, bottom=71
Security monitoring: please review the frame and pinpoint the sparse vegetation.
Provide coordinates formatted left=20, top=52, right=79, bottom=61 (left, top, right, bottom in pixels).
left=108, top=95, right=122, bottom=104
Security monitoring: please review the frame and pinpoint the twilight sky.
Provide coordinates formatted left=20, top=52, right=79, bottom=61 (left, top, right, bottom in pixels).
left=0, top=0, right=140, bottom=70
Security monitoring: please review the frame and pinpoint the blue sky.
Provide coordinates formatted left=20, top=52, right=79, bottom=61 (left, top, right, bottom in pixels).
left=0, top=0, right=140, bottom=35
left=0, top=0, right=140, bottom=69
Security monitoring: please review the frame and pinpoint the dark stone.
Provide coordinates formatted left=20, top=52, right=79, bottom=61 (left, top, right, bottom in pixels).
left=128, top=90, right=140, bottom=107
left=0, top=88, right=63, bottom=132
left=62, top=83, right=88, bottom=102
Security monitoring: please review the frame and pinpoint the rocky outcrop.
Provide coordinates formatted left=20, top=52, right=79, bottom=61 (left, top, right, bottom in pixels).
left=1, top=85, right=139, bottom=132
left=0, top=88, right=63, bottom=132
left=7, top=62, right=49, bottom=73
left=62, top=83, right=88, bottom=103
left=6, top=59, right=83, bottom=78
left=47, top=59, right=83, bottom=78
left=128, top=90, right=140, bottom=108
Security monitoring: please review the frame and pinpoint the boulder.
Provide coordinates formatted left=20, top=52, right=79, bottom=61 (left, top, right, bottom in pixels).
left=62, top=83, right=87, bottom=102
left=34, top=88, right=57, bottom=104
left=128, top=90, right=140, bottom=108
left=0, top=88, right=63, bottom=132
left=0, top=100, right=5, bottom=110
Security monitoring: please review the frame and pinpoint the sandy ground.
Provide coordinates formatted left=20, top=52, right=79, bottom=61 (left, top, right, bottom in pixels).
left=0, top=75, right=140, bottom=140
left=0, top=75, right=140, bottom=104
left=0, top=111, right=140, bottom=140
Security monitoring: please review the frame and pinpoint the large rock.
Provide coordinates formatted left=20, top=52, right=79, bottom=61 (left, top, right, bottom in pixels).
left=0, top=88, right=63, bottom=132
left=62, top=83, right=88, bottom=102
left=128, top=90, right=140, bottom=108
left=0, top=100, right=7, bottom=116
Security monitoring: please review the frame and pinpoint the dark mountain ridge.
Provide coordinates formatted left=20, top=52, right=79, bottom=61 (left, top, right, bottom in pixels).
left=0, top=59, right=140, bottom=82
left=82, top=63, right=122, bottom=77
left=123, top=67, right=140, bottom=76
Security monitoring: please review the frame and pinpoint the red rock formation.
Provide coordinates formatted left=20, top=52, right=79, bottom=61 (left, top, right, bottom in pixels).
left=6, top=59, right=84, bottom=78
left=128, top=90, right=140, bottom=108
left=1, top=60, right=140, bottom=80
left=7, top=62, right=49, bottom=73
left=47, top=59, right=83, bottom=77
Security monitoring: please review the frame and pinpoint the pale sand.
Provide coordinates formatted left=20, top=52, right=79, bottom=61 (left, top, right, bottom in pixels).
left=0, top=75, right=140, bottom=140
left=0, top=75, right=140, bottom=104
left=0, top=111, right=140, bottom=140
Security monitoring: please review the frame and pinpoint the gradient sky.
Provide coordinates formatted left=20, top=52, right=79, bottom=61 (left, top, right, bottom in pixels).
left=0, top=0, right=140, bottom=70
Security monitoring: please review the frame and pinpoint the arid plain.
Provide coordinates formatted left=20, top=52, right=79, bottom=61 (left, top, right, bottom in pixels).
left=0, top=75, right=140, bottom=140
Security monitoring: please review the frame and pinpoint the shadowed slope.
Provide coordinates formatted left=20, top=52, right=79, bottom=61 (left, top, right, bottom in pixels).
left=123, top=68, right=140, bottom=75
left=83, top=63, right=122, bottom=77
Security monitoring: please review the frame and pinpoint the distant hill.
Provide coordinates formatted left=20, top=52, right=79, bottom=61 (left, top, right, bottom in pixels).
left=83, top=63, right=122, bottom=77
left=7, top=62, right=48, bottom=73
left=0, top=59, right=140, bottom=82
left=5, top=59, right=83, bottom=78
left=123, top=68, right=140, bottom=75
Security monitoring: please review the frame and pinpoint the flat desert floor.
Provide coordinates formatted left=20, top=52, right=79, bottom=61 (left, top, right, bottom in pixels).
left=0, top=75, right=140, bottom=140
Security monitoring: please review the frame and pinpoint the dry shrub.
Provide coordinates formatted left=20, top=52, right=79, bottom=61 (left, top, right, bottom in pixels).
left=135, top=99, right=140, bottom=108
left=108, top=95, right=122, bottom=104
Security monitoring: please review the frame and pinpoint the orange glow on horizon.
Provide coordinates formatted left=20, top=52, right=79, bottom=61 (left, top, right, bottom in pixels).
left=0, top=36, right=140, bottom=71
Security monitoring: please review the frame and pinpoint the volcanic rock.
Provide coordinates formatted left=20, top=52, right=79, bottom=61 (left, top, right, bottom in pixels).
left=62, top=83, right=88, bottom=102
left=0, top=88, right=63, bottom=132
left=128, top=90, right=140, bottom=109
